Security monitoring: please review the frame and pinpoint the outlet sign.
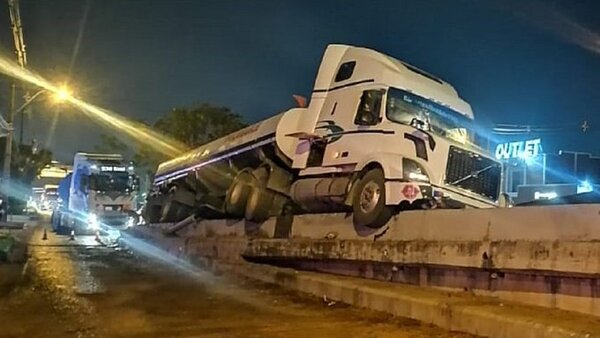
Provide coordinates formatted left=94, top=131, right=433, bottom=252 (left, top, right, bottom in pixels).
left=495, top=138, right=541, bottom=160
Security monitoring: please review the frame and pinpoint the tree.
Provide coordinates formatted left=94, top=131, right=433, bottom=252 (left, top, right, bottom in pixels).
left=154, top=104, right=245, bottom=148
left=94, top=133, right=129, bottom=154
left=12, top=143, right=53, bottom=186
left=0, top=139, right=53, bottom=213
left=0, top=139, right=53, bottom=185
left=95, top=103, right=246, bottom=180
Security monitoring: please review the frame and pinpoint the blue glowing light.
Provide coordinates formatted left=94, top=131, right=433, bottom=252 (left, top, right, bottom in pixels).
left=577, top=180, right=593, bottom=194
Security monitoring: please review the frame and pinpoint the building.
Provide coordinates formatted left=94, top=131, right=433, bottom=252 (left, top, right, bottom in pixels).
left=495, top=138, right=599, bottom=204
left=32, top=161, right=72, bottom=189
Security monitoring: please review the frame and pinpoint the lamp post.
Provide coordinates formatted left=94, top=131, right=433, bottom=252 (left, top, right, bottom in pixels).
left=1, top=85, right=73, bottom=221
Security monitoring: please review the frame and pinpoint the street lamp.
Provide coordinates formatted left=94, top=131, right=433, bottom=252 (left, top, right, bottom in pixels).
left=13, top=89, right=45, bottom=116
left=1, top=84, right=74, bottom=221
left=12, top=84, right=74, bottom=141
left=52, top=85, right=73, bottom=103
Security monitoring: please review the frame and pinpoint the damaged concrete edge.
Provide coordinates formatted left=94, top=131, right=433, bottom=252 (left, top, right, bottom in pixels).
left=122, top=227, right=599, bottom=338
left=211, top=261, right=598, bottom=338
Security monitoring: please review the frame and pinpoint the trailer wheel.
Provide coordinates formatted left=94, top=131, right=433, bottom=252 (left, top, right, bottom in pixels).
left=144, top=196, right=163, bottom=224
left=175, top=204, right=194, bottom=222
left=245, top=185, right=273, bottom=223
left=160, top=197, right=184, bottom=223
left=352, top=168, right=392, bottom=228
left=225, top=172, right=252, bottom=217
left=145, top=204, right=162, bottom=224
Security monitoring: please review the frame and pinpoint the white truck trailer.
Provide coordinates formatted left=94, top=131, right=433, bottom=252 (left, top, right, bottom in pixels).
left=146, top=44, right=502, bottom=228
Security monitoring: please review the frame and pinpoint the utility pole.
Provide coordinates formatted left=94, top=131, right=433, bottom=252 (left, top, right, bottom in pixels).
left=3, top=0, right=27, bottom=220
left=2, top=83, right=15, bottom=220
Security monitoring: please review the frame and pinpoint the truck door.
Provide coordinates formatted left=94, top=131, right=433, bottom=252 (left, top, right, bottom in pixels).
left=316, top=88, right=385, bottom=168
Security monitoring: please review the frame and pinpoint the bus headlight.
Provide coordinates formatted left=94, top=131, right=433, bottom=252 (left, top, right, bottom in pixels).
left=403, top=159, right=429, bottom=183
left=88, top=213, right=100, bottom=230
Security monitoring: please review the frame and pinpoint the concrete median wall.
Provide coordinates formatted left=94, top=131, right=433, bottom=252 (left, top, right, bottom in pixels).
left=136, top=203, right=600, bottom=317
left=122, top=225, right=600, bottom=338
left=285, top=204, right=600, bottom=242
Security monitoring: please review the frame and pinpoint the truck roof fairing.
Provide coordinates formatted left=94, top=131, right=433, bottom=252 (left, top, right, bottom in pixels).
left=313, top=44, right=473, bottom=119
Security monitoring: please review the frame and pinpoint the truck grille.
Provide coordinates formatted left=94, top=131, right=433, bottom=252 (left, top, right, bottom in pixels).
left=445, top=146, right=501, bottom=200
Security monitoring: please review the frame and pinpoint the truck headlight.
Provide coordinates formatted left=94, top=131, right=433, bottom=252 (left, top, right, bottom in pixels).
left=88, top=213, right=100, bottom=230
left=403, top=159, right=429, bottom=183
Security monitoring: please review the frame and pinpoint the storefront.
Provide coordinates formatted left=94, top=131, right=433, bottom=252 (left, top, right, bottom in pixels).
left=495, top=138, right=599, bottom=204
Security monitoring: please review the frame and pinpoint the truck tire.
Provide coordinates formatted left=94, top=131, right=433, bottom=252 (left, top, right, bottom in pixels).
left=57, top=213, right=69, bottom=235
left=225, top=172, right=252, bottom=217
left=245, top=185, right=273, bottom=223
left=352, top=168, right=392, bottom=228
left=160, top=197, right=184, bottom=223
left=145, top=204, right=162, bottom=224
left=50, top=210, right=58, bottom=232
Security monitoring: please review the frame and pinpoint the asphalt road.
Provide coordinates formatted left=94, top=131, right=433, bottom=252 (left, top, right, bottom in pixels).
left=0, top=225, right=473, bottom=338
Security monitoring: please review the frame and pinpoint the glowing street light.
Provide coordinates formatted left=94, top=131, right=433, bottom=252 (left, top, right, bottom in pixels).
left=12, top=84, right=75, bottom=116
left=52, top=84, right=73, bottom=103
left=2, top=82, right=76, bottom=221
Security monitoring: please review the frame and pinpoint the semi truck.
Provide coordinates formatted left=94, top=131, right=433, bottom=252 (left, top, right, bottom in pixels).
left=39, top=184, right=59, bottom=211
left=146, top=44, right=503, bottom=228
left=51, top=153, right=139, bottom=234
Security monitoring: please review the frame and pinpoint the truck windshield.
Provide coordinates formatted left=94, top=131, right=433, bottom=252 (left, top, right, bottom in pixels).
left=90, top=172, right=132, bottom=192
left=386, top=87, right=474, bottom=145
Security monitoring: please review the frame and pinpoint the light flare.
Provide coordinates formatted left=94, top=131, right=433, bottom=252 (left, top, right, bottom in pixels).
left=501, top=0, right=600, bottom=56
left=0, top=53, right=188, bottom=158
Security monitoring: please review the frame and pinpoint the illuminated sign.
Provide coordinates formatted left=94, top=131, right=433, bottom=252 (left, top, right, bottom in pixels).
left=534, top=191, right=557, bottom=200
left=495, top=138, right=541, bottom=160
left=100, top=166, right=126, bottom=172
left=577, top=180, right=593, bottom=194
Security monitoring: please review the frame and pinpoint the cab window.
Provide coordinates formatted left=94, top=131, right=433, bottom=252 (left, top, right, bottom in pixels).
left=334, top=61, right=356, bottom=82
left=354, top=89, right=383, bottom=126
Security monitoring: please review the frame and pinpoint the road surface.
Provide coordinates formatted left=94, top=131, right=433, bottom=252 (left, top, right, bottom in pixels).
left=0, top=225, right=472, bottom=337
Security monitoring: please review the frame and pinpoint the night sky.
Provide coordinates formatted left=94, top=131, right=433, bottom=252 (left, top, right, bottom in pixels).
left=1, top=0, right=599, bottom=162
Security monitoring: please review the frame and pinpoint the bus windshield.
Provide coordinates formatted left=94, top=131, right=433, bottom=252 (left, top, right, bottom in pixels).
left=386, top=87, right=474, bottom=145
left=90, top=172, right=133, bottom=192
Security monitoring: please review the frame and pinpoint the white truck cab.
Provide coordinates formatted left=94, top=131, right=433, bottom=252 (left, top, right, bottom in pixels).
left=54, top=153, right=140, bottom=234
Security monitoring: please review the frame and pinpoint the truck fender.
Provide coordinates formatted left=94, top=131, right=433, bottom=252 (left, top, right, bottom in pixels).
left=354, top=153, right=405, bottom=180
left=343, top=153, right=404, bottom=207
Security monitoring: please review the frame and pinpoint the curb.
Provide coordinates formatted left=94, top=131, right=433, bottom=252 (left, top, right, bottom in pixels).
left=214, top=261, right=599, bottom=338
left=124, top=226, right=600, bottom=337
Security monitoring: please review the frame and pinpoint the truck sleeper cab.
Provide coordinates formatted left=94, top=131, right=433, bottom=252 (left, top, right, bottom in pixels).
left=148, top=45, right=502, bottom=228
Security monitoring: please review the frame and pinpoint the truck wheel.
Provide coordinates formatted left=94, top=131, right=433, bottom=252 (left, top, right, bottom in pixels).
left=352, top=168, right=392, bottom=228
left=57, top=214, right=69, bottom=235
left=73, top=218, right=84, bottom=236
left=145, top=204, right=162, bottom=224
left=225, top=172, right=252, bottom=217
left=175, top=204, right=193, bottom=222
left=50, top=211, right=58, bottom=232
left=160, top=197, right=184, bottom=223
left=245, top=186, right=273, bottom=223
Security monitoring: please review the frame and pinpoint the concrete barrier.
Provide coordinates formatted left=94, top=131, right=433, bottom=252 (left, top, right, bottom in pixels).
left=282, top=204, right=600, bottom=242
left=122, top=226, right=600, bottom=338
left=215, top=262, right=600, bottom=338
left=136, top=203, right=600, bottom=317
